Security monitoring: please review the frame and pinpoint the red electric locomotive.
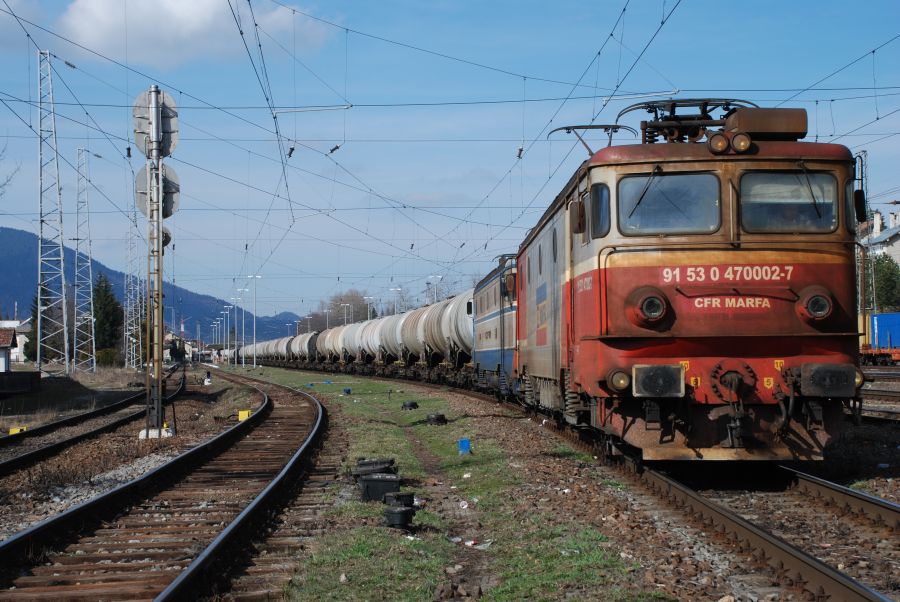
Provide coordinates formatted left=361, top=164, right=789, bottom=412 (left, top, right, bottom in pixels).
left=516, top=99, right=866, bottom=460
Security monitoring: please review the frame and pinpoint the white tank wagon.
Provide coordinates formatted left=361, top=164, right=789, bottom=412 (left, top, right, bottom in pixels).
left=274, top=336, right=294, bottom=360
left=290, top=332, right=319, bottom=360
left=422, top=298, right=453, bottom=364
left=380, top=313, right=409, bottom=362
left=322, top=326, right=346, bottom=361
left=316, top=328, right=333, bottom=360
left=339, top=323, right=364, bottom=361
left=441, top=288, right=475, bottom=366
left=358, top=318, right=384, bottom=361
left=400, top=306, right=429, bottom=363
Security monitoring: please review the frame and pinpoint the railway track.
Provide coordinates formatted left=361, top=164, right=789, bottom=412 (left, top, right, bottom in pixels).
left=467, top=389, right=898, bottom=601
left=858, top=388, right=900, bottom=423
left=639, top=467, right=896, bottom=602
left=862, top=366, right=900, bottom=382
left=0, top=370, right=324, bottom=600
left=0, top=367, right=186, bottom=478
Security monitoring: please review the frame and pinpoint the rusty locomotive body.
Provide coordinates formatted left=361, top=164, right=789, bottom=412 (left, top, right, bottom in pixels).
left=244, top=99, right=865, bottom=461
left=517, top=99, right=865, bottom=460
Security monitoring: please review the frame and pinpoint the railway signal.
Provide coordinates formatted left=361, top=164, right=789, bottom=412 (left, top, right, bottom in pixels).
left=133, top=85, right=180, bottom=438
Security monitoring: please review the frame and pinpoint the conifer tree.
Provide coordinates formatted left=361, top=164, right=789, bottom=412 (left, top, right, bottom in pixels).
left=93, top=273, right=123, bottom=350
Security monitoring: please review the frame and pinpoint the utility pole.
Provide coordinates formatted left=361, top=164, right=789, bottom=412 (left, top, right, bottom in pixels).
left=134, top=85, right=179, bottom=438
left=124, top=204, right=142, bottom=370
left=72, top=148, right=96, bottom=372
left=223, top=308, right=231, bottom=361
left=36, top=50, right=69, bottom=375
left=238, top=287, right=248, bottom=368
left=251, top=275, right=260, bottom=367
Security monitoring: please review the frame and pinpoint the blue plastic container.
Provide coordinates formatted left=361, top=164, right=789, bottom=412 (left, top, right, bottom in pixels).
left=458, top=438, right=471, bottom=455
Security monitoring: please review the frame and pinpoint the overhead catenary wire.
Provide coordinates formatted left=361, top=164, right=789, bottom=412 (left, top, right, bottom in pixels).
left=1, top=2, right=897, bottom=316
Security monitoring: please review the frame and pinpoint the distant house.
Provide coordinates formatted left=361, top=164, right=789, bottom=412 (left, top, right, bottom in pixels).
left=0, top=328, right=17, bottom=372
left=0, top=318, right=30, bottom=364
left=862, top=210, right=900, bottom=265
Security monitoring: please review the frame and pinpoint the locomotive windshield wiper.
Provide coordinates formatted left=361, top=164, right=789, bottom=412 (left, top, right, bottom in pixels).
left=628, top=165, right=663, bottom=218
left=797, top=161, right=822, bottom=218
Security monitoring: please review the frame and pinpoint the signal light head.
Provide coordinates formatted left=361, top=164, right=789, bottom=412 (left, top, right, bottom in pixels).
left=708, top=133, right=729, bottom=154
left=731, top=132, right=752, bottom=153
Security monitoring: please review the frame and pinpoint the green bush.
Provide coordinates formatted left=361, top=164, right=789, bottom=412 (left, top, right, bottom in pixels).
left=96, top=347, right=122, bottom=367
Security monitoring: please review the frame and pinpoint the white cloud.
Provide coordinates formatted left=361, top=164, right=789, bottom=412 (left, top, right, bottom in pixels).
left=56, top=0, right=330, bottom=69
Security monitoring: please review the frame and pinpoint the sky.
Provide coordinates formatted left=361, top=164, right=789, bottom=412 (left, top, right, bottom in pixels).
left=1, top=0, right=899, bottom=327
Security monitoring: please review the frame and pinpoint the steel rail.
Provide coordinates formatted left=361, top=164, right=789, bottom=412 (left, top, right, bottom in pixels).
left=641, top=468, right=891, bottom=602
left=0, top=363, right=181, bottom=447
left=0, top=373, right=186, bottom=478
left=781, top=466, right=900, bottom=529
left=861, top=388, right=900, bottom=399
left=156, top=375, right=325, bottom=601
left=0, top=371, right=265, bottom=568
left=0, top=392, right=144, bottom=447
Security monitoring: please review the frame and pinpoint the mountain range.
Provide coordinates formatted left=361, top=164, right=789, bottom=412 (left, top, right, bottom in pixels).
left=0, top=227, right=298, bottom=343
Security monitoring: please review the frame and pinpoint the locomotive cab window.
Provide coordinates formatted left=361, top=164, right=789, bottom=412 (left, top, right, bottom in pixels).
left=618, top=171, right=719, bottom=235
left=740, top=172, right=837, bottom=233
left=590, top=183, right=610, bottom=239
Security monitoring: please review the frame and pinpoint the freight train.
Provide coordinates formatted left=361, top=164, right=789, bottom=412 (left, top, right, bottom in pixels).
left=236, top=99, right=867, bottom=461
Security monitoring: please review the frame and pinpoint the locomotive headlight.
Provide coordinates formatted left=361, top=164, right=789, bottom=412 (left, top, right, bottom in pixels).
left=796, top=286, right=834, bottom=322
left=640, top=295, right=667, bottom=321
left=626, top=287, right=672, bottom=328
left=708, top=133, right=729, bottom=154
left=805, top=294, right=832, bottom=319
left=731, top=132, right=752, bottom=153
left=854, top=369, right=865, bottom=388
left=608, top=370, right=631, bottom=392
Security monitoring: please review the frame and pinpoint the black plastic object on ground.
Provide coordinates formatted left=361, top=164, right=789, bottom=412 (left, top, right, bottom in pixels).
left=359, top=473, right=401, bottom=502
left=352, top=457, right=396, bottom=477
left=356, top=457, right=395, bottom=467
left=402, top=401, right=419, bottom=410
left=352, top=463, right=398, bottom=477
left=384, top=506, right=415, bottom=529
left=426, top=413, right=448, bottom=425
left=384, top=491, right=415, bottom=507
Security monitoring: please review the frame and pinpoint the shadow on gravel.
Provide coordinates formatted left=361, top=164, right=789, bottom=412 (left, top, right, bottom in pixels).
left=654, top=461, right=795, bottom=491
left=0, top=377, right=97, bottom=416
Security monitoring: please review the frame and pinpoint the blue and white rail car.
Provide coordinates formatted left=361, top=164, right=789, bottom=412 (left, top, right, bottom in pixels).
left=473, top=256, right=517, bottom=396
